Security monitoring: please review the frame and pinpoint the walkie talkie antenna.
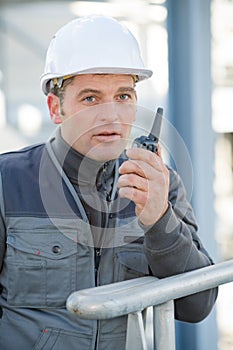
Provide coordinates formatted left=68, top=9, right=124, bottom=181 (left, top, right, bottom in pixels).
left=132, top=107, right=163, bottom=153
left=149, top=107, right=163, bottom=142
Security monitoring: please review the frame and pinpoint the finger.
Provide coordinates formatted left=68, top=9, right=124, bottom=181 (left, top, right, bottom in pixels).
left=118, top=186, right=148, bottom=206
left=126, top=148, right=166, bottom=175
left=119, top=158, right=164, bottom=180
left=157, top=144, right=162, bottom=157
left=119, top=159, right=149, bottom=178
left=126, top=147, right=161, bottom=165
left=118, top=173, right=148, bottom=191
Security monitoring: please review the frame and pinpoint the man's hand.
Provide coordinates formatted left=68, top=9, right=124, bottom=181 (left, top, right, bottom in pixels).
left=118, top=146, right=169, bottom=226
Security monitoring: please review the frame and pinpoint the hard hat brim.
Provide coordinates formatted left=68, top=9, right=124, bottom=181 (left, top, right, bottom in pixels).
left=41, top=67, right=153, bottom=95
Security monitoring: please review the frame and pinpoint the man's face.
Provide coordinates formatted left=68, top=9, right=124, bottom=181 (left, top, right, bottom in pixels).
left=48, top=74, right=137, bottom=161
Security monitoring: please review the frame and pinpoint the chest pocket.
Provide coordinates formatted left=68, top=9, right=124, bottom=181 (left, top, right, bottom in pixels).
left=5, top=230, right=78, bottom=308
left=114, top=243, right=150, bottom=282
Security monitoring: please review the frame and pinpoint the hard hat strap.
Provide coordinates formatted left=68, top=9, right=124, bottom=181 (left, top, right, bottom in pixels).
left=51, top=73, right=138, bottom=92
left=132, top=75, right=139, bottom=83
left=52, top=75, right=74, bottom=89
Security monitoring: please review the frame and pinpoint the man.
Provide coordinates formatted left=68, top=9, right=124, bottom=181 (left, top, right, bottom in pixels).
left=0, top=15, right=217, bottom=349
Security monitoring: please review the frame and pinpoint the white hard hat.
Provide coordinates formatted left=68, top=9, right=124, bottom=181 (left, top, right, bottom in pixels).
left=40, top=15, right=153, bottom=95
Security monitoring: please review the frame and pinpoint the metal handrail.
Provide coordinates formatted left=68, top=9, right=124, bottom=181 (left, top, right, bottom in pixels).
left=67, top=259, right=233, bottom=319
left=66, top=259, right=233, bottom=349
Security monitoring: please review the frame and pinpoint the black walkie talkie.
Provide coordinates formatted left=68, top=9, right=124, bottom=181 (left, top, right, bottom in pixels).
left=132, top=107, right=163, bottom=153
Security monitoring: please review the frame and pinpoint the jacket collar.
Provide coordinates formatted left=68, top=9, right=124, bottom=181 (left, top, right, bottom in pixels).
left=50, top=127, right=117, bottom=193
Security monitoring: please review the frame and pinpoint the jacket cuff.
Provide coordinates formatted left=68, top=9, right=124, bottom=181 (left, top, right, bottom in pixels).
left=140, top=202, right=182, bottom=250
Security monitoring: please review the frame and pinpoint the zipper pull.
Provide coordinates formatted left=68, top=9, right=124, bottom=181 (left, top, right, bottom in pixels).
left=95, top=248, right=102, bottom=285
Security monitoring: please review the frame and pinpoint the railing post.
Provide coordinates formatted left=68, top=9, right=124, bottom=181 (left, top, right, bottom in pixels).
left=126, top=311, right=148, bottom=350
left=143, top=307, right=154, bottom=349
left=153, top=300, right=175, bottom=350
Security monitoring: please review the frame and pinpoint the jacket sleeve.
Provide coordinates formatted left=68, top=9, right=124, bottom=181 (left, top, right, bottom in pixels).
left=0, top=173, right=6, bottom=273
left=143, top=167, right=218, bottom=322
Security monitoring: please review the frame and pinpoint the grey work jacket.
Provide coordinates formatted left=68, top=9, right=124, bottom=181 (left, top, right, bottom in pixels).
left=0, top=131, right=217, bottom=350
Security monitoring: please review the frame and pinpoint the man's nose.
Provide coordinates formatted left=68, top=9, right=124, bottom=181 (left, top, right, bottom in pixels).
left=96, top=102, right=121, bottom=122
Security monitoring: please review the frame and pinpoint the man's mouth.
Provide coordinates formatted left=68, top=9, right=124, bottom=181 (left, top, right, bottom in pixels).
left=93, top=131, right=121, bottom=143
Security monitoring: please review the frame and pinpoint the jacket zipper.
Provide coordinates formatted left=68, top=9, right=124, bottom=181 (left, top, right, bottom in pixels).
left=94, top=161, right=114, bottom=349
left=95, top=160, right=114, bottom=283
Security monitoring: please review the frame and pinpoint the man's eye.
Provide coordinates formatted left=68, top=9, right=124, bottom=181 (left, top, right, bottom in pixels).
left=84, top=96, right=96, bottom=102
left=119, top=94, right=129, bottom=101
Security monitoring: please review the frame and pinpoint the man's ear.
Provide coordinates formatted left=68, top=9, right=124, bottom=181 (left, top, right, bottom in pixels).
left=47, top=93, right=63, bottom=124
